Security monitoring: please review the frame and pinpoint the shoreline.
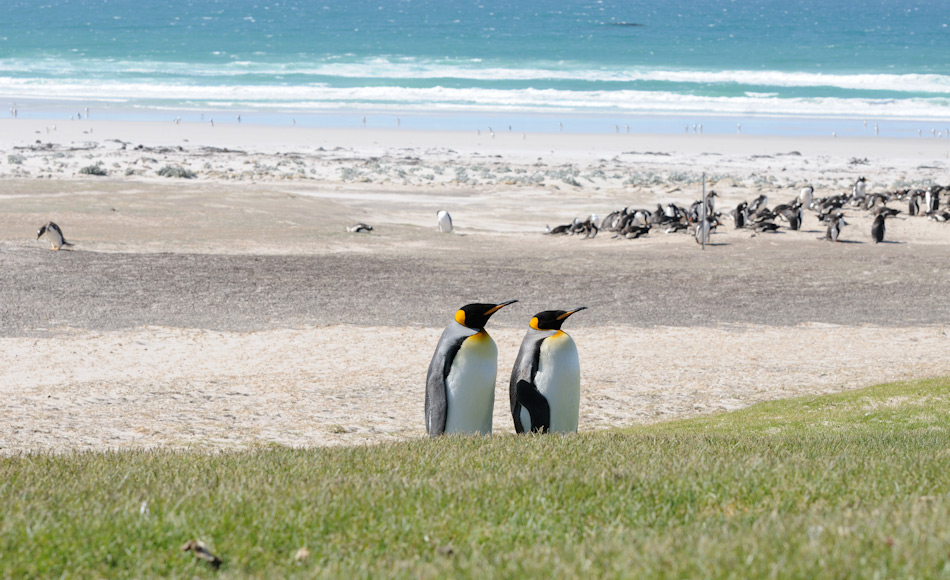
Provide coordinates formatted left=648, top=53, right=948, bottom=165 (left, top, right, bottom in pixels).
left=2, top=118, right=949, bottom=170
left=5, top=102, right=950, bottom=138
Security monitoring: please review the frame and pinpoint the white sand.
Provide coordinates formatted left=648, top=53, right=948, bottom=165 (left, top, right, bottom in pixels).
left=3, top=324, right=947, bottom=453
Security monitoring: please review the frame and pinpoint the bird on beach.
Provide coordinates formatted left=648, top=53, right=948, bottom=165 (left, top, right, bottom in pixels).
left=871, top=213, right=887, bottom=243
left=345, top=223, right=374, bottom=233
left=923, top=186, right=942, bottom=216
left=774, top=202, right=803, bottom=230
left=510, top=307, right=586, bottom=434
left=853, top=177, right=867, bottom=198
left=749, top=194, right=768, bottom=214
left=730, top=202, right=749, bottom=229
left=425, top=300, right=518, bottom=436
left=36, top=221, right=72, bottom=250
left=437, top=210, right=453, bottom=233
left=798, top=186, right=814, bottom=207
left=823, top=212, right=847, bottom=242
left=907, top=191, right=920, bottom=216
left=694, top=216, right=716, bottom=244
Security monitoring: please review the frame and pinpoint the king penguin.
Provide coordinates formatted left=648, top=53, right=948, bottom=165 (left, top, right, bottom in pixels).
left=509, top=307, right=586, bottom=434
left=425, top=300, right=517, bottom=436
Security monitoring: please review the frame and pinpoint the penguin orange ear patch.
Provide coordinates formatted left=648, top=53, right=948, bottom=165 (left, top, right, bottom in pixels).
left=529, top=317, right=540, bottom=330
left=455, top=310, right=466, bottom=326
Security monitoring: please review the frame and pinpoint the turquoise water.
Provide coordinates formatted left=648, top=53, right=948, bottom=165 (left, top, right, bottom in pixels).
left=1, top=0, right=948, bottom=135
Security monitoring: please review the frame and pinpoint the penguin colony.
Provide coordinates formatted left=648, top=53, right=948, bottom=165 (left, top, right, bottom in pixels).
left=36, top=179, right=945, bottom=251
left=27, top=179, right=946, bottom=440
left=545, top=180, right=948, bottom=244
left=426, top=301, right=586, bottom=436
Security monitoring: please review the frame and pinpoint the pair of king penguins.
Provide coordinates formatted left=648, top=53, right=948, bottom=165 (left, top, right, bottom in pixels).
left=425, top=300, right=586, bottom=437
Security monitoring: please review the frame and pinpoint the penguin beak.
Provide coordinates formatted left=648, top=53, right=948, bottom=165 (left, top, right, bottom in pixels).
left=485, top=300, right=518, bottom=316
left=557, top=307, right=587, bottom=321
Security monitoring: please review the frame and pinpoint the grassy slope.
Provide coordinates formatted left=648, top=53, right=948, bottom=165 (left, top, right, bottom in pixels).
left=2, top=377, right=949, bottom=579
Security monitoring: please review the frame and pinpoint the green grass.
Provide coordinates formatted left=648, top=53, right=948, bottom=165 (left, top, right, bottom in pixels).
left=3, top=378, right=950, bottom=579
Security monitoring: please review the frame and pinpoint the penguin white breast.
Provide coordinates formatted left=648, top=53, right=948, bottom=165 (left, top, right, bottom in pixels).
left=437, top=211, right=453, bottom=233
left=445, top=331, right=497, bottom=435
left=535, top=331, right=580, bottom=433
left=43, top=227, right=63, bottom=248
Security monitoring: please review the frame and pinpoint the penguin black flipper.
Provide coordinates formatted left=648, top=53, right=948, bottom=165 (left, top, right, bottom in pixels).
left=424, top=333, right=466, bottom=437
left=509, top=332, right=542, bottom=432
left=514, top=379, right=550, bottom=434
left=871, top=214, right=885, bottom=243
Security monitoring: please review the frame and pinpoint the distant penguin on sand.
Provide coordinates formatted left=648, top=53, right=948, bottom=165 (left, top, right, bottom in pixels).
left=510, top=307, right=586, bottom=434
left=694, top=217, right=714, bottom=245
left=853, top=177, right=867, bottom=198
left=437, top=210, right=453, bottom=233
left=823, top=212, right=847, bottom=242
left=731, top=202, right=748, bottom=229
left=908, top=192, right=920, bottom=216
left=924, top=186, right=941, bottom=215
left=749, top=194, right=768, bottom=214
left=871, top=213, right=886, bottom=243
left=345, top=223, right=374, bottom=233
left=798, top=185, right=814, bottom=208
left=36, top=221, right=73, bottom=250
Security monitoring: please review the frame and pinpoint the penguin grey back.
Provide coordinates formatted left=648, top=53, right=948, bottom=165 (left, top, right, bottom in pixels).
left=425, top=300, right=517, bottom=436
left=425, top=321, right=478, bottom=436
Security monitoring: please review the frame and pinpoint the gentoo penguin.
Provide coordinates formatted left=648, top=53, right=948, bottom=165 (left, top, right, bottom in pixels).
left=345, top=223, right=374, bottom=233
left=872, top=206, right=900, bottom=218
left=798, top=186, right=814, bottom=208
left=908, top=192, right=920, bottom=216
left=853, top=176, right=867, bottom=198
left=425, top=300, right=517, bottom=436
left=824, top=212, right=847, bottom=242
left=694, top=216, right=717, bottom=244
left=775, top=203, right=802, bottom=230
left=705, top=190, right=718, bottom=215
left=924, top=186, right=941, bottom=215
left=36, top=221, right=72, bottom=250
left=871, top=213, right=886, bottom=243
left=731, top=201, right=748, bottom=229
left=437, top=210, right=453, bottom=233
left=509, top=307, right=586, bottom=434
left=752, top=221, right=780, bottom=234
left=749, top=194, right=768, bottom=214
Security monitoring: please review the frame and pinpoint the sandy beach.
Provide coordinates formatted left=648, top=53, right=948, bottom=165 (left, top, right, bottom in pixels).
left=2, top=118, right=949, bottom=454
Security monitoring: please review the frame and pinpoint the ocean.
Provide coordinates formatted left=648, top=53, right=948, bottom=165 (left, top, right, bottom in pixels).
left=1, top=0, right=948, bottom=136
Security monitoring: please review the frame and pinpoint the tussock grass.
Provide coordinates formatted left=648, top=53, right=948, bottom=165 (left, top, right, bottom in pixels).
left=3, top=378, right=950, bottom=578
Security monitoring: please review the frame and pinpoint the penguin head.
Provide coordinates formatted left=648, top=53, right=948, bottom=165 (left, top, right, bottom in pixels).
left=36, top=224, right=47, bottom=239
left=454, top=300, right=517, bottom=330
left=529, top=307, right=587, bottom=331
